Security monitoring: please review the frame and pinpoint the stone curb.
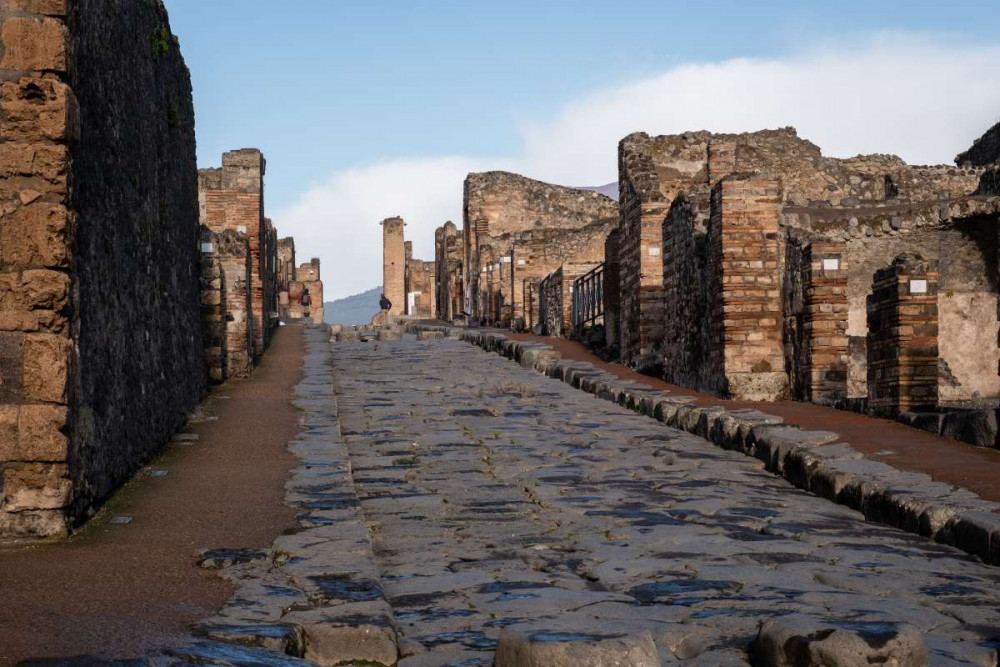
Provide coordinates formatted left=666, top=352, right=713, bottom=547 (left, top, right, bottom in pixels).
left=185, top=326, right=398, bottom=666
left=409, top=323, right=1000, bottom=567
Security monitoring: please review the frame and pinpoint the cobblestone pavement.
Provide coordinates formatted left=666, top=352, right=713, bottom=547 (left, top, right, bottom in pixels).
left=316, top=335, right=1000, bottom=666
left=185, top=330, right=1000, bottom=667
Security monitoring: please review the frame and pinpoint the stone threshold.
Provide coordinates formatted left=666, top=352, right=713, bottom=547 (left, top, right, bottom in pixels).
left=409, top=323, right=1000, bottom=568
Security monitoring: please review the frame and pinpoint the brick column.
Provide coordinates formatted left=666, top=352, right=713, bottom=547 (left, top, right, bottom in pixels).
left=867, top=254, right=939, bottom=416
left=708, top=176, right=788, bottom=401
left=803, top=242, right=849, bottom=403
left=381, top=217, right=405, bottom=317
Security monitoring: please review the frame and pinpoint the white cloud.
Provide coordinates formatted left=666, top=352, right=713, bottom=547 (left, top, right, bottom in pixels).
left=278, top=33, right=1000, bottom=300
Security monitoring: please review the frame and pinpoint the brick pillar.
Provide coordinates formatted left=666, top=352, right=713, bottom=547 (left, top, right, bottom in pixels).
left=708, top=176, right=788, bottom=401
left=803, top=243, right=849, bottom=403
left=708, top=141, right=737, bottom=186
left=867, top=254, right=939, bottom=416
left=381, top=217, right=405, bottom=317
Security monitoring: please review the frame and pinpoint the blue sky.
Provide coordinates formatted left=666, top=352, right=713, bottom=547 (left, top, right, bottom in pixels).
left=164, top=1, right=1000, bottom=298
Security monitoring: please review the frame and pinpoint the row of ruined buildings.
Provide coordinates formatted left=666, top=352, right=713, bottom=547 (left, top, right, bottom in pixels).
left=198, top=149, right=324, bottom=381
left=0, top=2, right=323, bottom=538
left=401, top=121, right=1000, bottom=448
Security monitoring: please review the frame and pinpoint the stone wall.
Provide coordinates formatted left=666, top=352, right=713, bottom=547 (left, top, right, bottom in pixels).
left=957, top=120, right=1000, bottom=167
left=277, top=236, right=295, bottom=319
left=612, top=125, right=999, bottom=418
left=0, top=0, right=203, bottom=537
left=434, top=221, right=462, bottom=321
left=602, top=229, right=621, bottom=349
left=463, top=171, right=617, bottom=324
left=199, top=149, right=277, bottom=358
left=200, top=226, right=253, bottom=382
left=381, top=216, right=405, bottom=317
left=405, top=258, right=435, bottom=319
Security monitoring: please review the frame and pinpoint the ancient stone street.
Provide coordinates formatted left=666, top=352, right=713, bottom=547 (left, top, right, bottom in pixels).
left=222, top=329, right=1000, bottom=666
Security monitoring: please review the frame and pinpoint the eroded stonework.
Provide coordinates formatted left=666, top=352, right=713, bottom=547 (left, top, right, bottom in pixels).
left=462, top=171, right=618, bottom=327
left=0, top=0, right=203, bottom=537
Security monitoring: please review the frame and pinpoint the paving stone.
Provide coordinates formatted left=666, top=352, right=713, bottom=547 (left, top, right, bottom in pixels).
left=177, top=328, right=1000, bottom=665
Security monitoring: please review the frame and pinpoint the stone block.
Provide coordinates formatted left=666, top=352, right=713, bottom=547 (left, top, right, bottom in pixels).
left=284, top=602, right=398, bottom=667
left=0, top=202, right=73, bottom=269
left=2, top=462, right=71, bottom=510
left=336, top=330, right=360, bottom=343
left=754, top=615, right=927, bottom=667
left=377, top=329, right=401, bottom=341
left=0, top=507, right=66, bottom=538
left=0, top=77, right=78, bottom=142
left=0, top=16, right=68, bottom=72
left=16, top=403, right=67, bottom=461
left=417, top=330, right=444, bottom=341
left=495, top=627, right=659, bottom=667
left=21, top=332, right=70, bottom=402
left=0, top=404, right=18, bottom=460
left=0, top=142, right=67, bottom=186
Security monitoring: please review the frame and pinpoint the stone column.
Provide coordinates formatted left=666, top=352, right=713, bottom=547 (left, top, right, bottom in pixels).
left=707, top=176, right=788, bottom=401
left=381, top=217, right=405, bottom=317
left=803, top=242, right=849, bottom=404
left=867, top=254, right=939, bottom=416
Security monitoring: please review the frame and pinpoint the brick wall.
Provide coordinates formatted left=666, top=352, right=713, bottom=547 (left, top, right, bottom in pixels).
left=706, top=176, right=787, bottom=400
left=199, top=149, right=276, bottom=358
left=802, top=243, right=849, bottom=403
left=0, top=0, right=203, bottom=537
left=867, top=254, right=940, bottom=416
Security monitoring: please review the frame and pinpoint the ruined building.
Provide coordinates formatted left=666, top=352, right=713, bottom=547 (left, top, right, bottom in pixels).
left=608, top=127, right=999, bottom=423
left=277, top=237, right=295, bottom=319
left=405, top=254, right=436, bottom=319
left=434, top=221, right=464, bottom=321
left=0, top=0, right=204, bottom=537
left=200, top=228, right=253, bottom=381
left=287, top=258, right=324, bottom=324
left=198, top=149, right=279, bottom=360
left=462, top=172, right=618, bottom=328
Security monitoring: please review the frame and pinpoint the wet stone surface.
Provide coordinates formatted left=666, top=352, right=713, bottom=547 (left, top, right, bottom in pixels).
left=328, top=336, right=1000, bottom=666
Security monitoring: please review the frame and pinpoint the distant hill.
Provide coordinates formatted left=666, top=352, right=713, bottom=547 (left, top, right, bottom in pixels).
left=324, top=286, right=382, bottom=325
left=580, top=182, right=618, bottom=201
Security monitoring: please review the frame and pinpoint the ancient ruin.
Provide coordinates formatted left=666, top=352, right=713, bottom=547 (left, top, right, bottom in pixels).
left=380, top=216, right=405, bottom=319
left=277, top=236, right=296, bottom=319
left=604, top=128, right=1000, bottom=422
left=288, top=257, right=324, bottom=324
left=434, top=220, right=463, bottom=321
left=462, top=171, right=618, bottom=328
left=0, top=0, right=203, bottom=537
left=198, top=149, right=279, bottom=359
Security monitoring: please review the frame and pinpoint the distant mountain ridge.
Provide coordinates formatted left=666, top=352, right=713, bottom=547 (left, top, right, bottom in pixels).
left=580, top=182, right=618, bottom=200
left=325, top=285, right=382, bottom=325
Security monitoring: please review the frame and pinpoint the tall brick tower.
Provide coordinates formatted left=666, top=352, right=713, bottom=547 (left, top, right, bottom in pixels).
left=382, top=217, right=406, bottom=316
